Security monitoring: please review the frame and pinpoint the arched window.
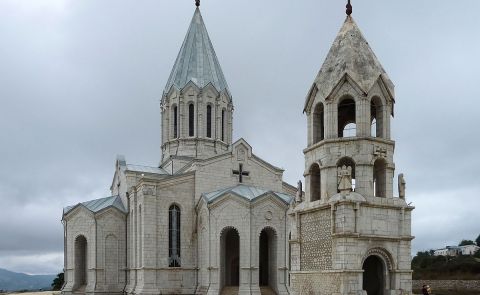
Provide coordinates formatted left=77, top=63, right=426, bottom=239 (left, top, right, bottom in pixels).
left=309, top=163, right=321, bottom=201
left=371, top=97, right=384, bottom=138
left=313, top=103, right=325, bottom=143
left=373, top=158, right=387, bottom=198
left=221, top=109, right=226, bottom=142
left=337, top=157, right=356, bottom=191
left=188, top=104, right=194, bottom=137
left=169, top=204, right=181, bottom=267
left=206, top=105, right=212, bottom=138
left=173, top=105, right=178, bottom=139
left=338, top=98, right=356, bottom=138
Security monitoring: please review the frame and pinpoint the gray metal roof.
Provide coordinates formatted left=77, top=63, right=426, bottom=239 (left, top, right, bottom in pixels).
left=126, top=164, right=169, bottom=175
left=312, top=16, right=394, bottom=102
left=164, top=8, right=229, bottom=94
left=63, top=196, right=127, bottom=215
left=202, top=184, right=293, bottom=204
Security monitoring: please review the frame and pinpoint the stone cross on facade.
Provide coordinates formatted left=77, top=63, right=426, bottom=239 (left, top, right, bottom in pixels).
left=233, top=163, right=249, bottom=183
left=337, top=165, right=353, bottom=195
left=374, top=146, right=387, bottom=158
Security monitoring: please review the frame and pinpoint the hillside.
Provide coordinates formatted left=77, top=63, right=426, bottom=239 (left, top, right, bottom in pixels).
left=412, top=253, right=480, bottom=280
left=0, top=268, right=55, bottom=292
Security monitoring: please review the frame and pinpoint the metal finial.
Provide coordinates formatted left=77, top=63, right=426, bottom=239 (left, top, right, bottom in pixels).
left=195, top=0, right=200, bottom=7
left=346, top=0, right=352, bottom=16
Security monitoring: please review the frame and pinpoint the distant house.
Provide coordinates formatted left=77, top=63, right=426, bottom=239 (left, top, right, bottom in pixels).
left=434, top=246, right=461, bottom=256
left=460, top=244, right=480, bottom=255
left=434, top=245, right=479, bottom=256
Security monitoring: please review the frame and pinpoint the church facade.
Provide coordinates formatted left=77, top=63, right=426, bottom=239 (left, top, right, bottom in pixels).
left=61, top=3, right=413, bottom=295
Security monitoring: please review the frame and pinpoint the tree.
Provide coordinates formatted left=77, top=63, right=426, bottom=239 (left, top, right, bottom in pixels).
left=51, top=272, right=64, bottom=291
left=459, top=240, right=475, bottom=246
left=476, top=234, right=480, bottom=246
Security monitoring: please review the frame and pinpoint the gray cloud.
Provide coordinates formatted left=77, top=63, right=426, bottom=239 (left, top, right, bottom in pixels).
left=0, top=0, right=479, bottom=274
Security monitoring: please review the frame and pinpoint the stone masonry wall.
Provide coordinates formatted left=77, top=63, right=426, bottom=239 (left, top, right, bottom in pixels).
left=300, top=209, right=332, bottom=270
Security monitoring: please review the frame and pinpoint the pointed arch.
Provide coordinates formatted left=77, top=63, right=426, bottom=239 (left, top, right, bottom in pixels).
left=169, top=204, right=181, bottom=267
left=313, top=102, right=325, bottom=143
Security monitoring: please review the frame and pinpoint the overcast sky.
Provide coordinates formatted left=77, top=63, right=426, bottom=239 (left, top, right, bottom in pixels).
left=0, top=0, right=479, bottom=275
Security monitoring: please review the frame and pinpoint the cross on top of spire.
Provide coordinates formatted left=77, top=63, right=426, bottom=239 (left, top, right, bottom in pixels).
left=195, top=0, right=200, bottom=7
left=346, top=0, right=352, bottom=16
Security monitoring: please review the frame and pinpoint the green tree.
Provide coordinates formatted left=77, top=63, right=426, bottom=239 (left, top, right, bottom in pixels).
left=51, top=272, right=64, bottom=291
left=459, top=240, right=475, bottom=246
left=476, top=234, right=480, bottom=246
left=474, top=249, right=480, bottom=258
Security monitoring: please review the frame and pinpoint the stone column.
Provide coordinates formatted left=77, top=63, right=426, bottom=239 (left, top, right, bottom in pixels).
left=385, top=103, right=392, bottom=140
left=357, top=96, right=370, bottom=137
left=306, top=111, right=313, bottom=146
left=325, top=102, right=338, bottom=139
left=134, top=184, right=158, bottom=294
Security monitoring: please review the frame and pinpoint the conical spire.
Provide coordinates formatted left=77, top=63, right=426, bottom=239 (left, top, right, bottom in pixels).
left=164, top=8, right=229, bottom=94
left=313, top=16, right=394, bottom=101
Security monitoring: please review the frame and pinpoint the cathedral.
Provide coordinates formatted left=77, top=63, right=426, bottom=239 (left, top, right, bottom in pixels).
left=61, top=2, right=414, bottom=295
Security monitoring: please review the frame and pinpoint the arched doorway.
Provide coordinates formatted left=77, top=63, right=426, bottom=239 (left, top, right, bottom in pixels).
left=74, top=235, right=87, bottom=291
left=362, top=255, right=385, bottom=295
left=220, top=227, right=240, bottom=290
left=259, top=228, right=277, bottom=291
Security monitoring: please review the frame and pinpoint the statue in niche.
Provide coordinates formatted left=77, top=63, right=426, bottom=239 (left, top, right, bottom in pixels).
left=295, top=180, right=303, bottom=203
left=337, top=165, right=352, bottom=195
left=398, top=173, right=406, bottom=199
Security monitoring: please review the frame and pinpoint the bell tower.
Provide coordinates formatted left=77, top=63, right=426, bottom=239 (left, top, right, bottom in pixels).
left=289, top=4, right=414, bottom=295
left=160, top=5, right=233, bottom=172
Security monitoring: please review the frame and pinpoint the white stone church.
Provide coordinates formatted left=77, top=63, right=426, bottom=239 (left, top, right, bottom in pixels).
left=61, top=3, right=414, bottom=295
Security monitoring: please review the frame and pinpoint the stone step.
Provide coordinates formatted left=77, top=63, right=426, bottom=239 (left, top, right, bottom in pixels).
left=260, top=286, right=277, bottom=295
left=220, top=286, right=239, bottom=295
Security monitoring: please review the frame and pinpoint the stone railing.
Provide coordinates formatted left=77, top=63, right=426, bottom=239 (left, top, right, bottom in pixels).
left=413, top=280, right=480, bottom=292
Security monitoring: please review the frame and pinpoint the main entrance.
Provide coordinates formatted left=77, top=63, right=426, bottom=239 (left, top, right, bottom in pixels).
left=362, top=255, right=385, bottom=295
left=259, top=228, right=276, bottom=291
left=220, top=227, right=240, bottom=290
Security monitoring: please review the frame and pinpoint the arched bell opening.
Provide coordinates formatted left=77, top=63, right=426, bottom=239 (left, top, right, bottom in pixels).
left=373, top=158, right=387, bottom=198
left=73, top=235, right=87, bottom=291
left=312, top=102, right=325, bottom=143
left=338, top=98, right=356, bottom=138
left=370, top=96, right=385, bottom=138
